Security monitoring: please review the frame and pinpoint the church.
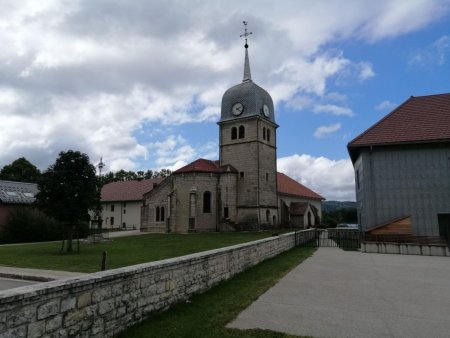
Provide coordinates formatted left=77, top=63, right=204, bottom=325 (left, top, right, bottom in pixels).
left=141, top=27, right=324, bottom=233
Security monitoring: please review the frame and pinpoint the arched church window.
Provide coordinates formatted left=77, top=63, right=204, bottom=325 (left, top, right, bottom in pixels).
left=203, top=191, right=211, bottom=213
left=267, top=129, right=271, bottom=142
left=231, top=127, right=237, bottom=140
left=266, top=209, right=270, bottom=222
left=156, top=207, right=160, bottom=222
left=239, top=125, right=245, bottom=139
left=263, top=127, right=266, bottom=140
left=161, top=207, right=165, bottom=222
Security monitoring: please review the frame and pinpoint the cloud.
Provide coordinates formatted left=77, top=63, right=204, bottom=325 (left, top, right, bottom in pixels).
left=357, top=61, right=375, bottom=80
left=314, top=123, right=342, bottom=138
left=145, top=135, right=218, bottom=172
left=277, top=154, right=355, bottom=201
left=376, top=100, right=397, bottom=111
left=0, top=0, right=448, bottom=170
left=313, top=104, right=354, bottom=116
left=410, top=35, right=450, bottom=66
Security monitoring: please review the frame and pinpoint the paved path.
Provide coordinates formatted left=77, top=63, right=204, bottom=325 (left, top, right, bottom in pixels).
left=0, top=277, right=38, bottom=291
left=0, top=266, right=86, bottom=282
left=0, top=230, right=145, bottom=290
left=229, top=247, right=450, bottom=338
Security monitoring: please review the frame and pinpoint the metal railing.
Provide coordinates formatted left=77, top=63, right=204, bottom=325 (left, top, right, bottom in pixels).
left=295, top=228, right=361, bottom=250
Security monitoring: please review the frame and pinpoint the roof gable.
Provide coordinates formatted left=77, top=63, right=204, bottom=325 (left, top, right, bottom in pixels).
left=348, top=93, right=450, bottom=149
left=101, top=178, right=164, bottom=202
left=277, top=172, right=324, bottom=200
left=174, top=159, right=237, bottom=174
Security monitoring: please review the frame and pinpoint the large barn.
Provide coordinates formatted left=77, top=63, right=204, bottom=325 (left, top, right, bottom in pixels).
left=348, top=93, right=450, bottom=242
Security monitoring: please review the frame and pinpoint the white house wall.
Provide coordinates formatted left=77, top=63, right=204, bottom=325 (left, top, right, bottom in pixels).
left=102, top=201, right=142, bottom=229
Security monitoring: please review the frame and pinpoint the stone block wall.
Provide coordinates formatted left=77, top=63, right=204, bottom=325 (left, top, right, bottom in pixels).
left=0, top=232, right=298, bottom=338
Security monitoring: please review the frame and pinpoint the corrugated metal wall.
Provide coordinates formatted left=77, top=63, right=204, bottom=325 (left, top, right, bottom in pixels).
left=356, top=143, right=450, bottom=236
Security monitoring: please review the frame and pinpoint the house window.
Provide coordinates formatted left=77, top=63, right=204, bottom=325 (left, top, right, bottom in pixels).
left=231, top=127, right=237, bottom=140
left=203, top=191, right=211, bottom=213
left=123, top=209, right=126, bottom=214
left=238, top=125, right=245, bottom=139
left=161, top=207, right=165, bottom=222
left=267, top=129, right=271, bottom=142
left=111, top=204, right=115, bottom=212
left=224, top=207, right=229, bottom=218
left=266, top=173, right=269, bottom=181
left=240, top=171, right=244, bottom=178
left=263, top=127, right=266, bottom=140
left=156, top=206, right=160, bottom=221
left=110, top=217, right=114, bottom=226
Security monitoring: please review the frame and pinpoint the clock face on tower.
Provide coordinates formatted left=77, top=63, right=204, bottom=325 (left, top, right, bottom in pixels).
left=263, top=104, right=270, bottom=117
left=232, top=102, right=244, bottom=116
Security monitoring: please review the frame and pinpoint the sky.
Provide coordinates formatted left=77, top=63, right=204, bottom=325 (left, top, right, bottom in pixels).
left=1, top=0, right=450, bottom=201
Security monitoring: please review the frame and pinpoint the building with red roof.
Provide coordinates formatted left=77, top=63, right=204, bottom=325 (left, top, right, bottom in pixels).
left=99, top=178, right=163, bottom=229
left=348, top=93, right=450, bottom=240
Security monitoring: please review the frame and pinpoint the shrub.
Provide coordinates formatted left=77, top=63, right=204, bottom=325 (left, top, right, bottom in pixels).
left=2, top=207, right=64, bottom=243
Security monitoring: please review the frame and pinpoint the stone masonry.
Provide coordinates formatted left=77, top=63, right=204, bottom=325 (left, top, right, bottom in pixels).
left=0, top=232, right=298, bottom=338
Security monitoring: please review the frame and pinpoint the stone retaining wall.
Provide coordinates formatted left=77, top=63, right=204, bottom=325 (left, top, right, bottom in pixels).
left=361, top=242, right=450, bottom=256
left=0, top=232, right=297, bottom=338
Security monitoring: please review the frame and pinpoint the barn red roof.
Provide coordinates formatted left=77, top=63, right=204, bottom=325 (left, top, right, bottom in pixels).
left=277, top=172, right=324, bottom=200
left=348, top=93, right=450, bottom=150
left=101, top=178, right=164, bottom=202
left=174, top=159, right=237, bottom=174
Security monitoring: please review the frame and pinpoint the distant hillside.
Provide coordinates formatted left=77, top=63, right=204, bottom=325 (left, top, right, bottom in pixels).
left=322, top=201, right=356, bottom=212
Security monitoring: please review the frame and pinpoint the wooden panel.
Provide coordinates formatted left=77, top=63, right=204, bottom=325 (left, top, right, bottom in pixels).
left=369, top=216, right=412, bottom=235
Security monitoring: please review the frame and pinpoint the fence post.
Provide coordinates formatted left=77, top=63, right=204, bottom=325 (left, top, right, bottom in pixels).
left=101, top=251, right=107, bottom=271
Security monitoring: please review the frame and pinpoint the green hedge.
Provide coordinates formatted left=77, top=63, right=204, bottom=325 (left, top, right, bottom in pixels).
left=1, top=207, right=88, bottom=243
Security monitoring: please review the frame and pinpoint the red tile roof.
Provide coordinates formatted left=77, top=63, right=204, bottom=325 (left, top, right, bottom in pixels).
left=101, top=178, right=164, bottom=202
left=174, top=159, right=237, bottom=174
left=174, top=159, right=323, bottom=200
left=277, top=172, right=324, bottom=200
left=348, top=93, right=450, bottom=148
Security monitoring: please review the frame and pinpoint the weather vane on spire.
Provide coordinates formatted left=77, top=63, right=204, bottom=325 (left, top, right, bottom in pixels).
left=240, top=21, right=252, bottom=49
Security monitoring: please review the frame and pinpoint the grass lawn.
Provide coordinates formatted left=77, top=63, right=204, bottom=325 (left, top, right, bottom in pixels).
left=0, top=232, right=280, bottom=273
left=119, top=246, right=315, bottom=338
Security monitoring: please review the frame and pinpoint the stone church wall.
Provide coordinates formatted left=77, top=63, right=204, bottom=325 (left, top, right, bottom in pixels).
left=0, top=232, right=299, bottom=338
left=219, top=172, right=238, bottom=222
left=172, top=173, right=219, bottom=232
left=141, top=179, right=172, bottom=233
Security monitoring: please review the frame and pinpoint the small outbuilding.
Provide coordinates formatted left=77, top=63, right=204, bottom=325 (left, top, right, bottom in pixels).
left=0, top=180, right=38, bottom=231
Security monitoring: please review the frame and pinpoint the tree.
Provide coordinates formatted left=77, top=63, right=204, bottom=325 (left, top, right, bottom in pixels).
left=36, top=150, right=99, bottom=252
left=97, top=168, right=172, bottom=183
left=0, top=157, right=41, bottom=183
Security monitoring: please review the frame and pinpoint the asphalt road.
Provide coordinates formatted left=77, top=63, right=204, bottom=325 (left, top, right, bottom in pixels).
left=0, top=277, right=38, bottom=291
left=229, top=247, right=450, bottom=338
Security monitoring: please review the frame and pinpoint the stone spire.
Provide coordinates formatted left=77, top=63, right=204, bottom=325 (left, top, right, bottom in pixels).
left=240, top=21, right=252, bottom=82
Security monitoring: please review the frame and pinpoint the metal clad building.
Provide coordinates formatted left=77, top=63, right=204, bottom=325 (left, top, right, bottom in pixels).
left=348, top=93, right=450, bottom=237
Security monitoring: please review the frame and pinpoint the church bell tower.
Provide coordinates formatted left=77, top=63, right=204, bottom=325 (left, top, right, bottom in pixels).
left=218, top=22, right=278, bottom=226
